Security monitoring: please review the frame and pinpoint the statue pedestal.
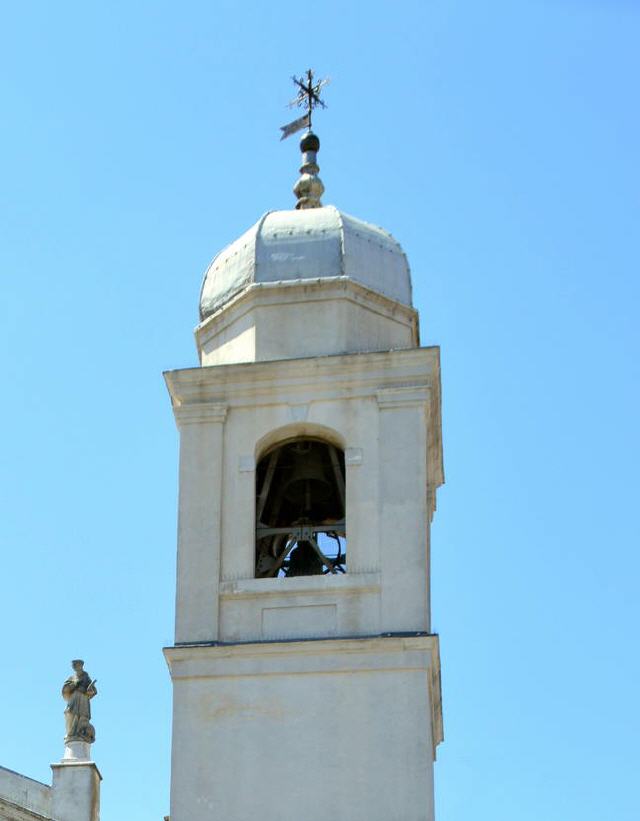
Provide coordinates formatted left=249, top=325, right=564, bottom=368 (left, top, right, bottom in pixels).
left=63, top=740, right=92, bottom=761
left=51, top=758, right=101, bottom=821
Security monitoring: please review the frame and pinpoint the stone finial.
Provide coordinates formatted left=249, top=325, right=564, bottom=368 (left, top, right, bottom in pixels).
left=293, top=131, right=324, bottom=209
left=61, top=659, right=97, bottom=761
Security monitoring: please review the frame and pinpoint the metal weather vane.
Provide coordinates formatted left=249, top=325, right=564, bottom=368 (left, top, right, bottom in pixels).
left=280, top=69, right=330, bottom=140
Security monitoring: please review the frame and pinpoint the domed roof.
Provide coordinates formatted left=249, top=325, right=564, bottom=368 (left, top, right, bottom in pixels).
left=199, top=205, right=413, bottom=320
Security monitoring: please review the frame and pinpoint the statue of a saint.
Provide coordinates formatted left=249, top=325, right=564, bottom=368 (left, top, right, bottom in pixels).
left=62, top=659, right=97, bottom=744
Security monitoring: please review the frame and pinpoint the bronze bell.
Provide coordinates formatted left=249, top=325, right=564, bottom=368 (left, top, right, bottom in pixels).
left=287, top=541, right=324, bottom=577
left=281, top=441, right=333, bottom=512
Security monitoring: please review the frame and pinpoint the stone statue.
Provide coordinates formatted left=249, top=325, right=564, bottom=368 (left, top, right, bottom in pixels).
left=62, top=660, right=97, bottom=744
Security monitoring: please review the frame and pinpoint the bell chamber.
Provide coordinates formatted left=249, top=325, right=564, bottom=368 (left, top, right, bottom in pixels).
left=255, top=437, right=346, bottom=578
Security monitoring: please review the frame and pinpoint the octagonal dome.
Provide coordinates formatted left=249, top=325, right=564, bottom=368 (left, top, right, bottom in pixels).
left=199, top=205, right=412, bottom=320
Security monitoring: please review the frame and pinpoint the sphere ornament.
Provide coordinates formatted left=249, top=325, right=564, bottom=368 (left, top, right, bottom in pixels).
left=300, top=131, right=320, bottom=153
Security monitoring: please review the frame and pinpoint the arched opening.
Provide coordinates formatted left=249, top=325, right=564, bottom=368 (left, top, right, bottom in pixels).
left=255, top=437, right=346, bottom=578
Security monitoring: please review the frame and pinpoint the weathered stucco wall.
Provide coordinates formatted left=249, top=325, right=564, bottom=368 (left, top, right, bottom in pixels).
left=0, top=766, right=51, bottom=821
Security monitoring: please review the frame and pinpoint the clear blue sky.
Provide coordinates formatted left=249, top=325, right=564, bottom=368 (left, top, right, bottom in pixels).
left=1, top=2, right=638, bottom=819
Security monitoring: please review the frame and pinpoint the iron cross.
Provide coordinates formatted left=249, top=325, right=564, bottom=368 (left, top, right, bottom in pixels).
left=289, top=69, right=329, bottom=129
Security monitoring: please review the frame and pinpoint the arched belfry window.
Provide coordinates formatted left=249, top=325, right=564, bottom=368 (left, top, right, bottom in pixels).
left=255, top=438, right=346, bottom=578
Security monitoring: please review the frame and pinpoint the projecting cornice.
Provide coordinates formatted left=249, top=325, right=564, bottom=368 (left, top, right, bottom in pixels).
left=376, top=386, right=431, bottom=409
left=165, top=346, right=436, bottom=406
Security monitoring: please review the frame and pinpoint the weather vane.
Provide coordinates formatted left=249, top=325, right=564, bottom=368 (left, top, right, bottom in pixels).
left=280, top=69, right=330, bottom=140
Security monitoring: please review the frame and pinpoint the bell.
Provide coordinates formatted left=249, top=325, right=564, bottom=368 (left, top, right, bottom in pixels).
left=281, top=442, right=333, bottom=512
left=287, top=541, right=324, bottom=577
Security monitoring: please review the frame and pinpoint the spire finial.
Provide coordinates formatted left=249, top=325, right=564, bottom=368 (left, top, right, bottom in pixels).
left=293, top=130, right=324, bottom=209
left=280, top=70, right=329, bottom=209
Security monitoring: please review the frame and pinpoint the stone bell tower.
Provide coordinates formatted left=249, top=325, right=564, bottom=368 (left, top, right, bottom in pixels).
left=164, top=126, right=444, bottom=821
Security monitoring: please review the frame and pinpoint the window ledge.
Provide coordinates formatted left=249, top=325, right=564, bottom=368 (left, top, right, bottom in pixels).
left=220, top=572, right=381, bottom=600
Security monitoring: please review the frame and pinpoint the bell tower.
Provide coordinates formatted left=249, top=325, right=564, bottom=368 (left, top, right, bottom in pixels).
left=164, top=121, right=444, bottom=821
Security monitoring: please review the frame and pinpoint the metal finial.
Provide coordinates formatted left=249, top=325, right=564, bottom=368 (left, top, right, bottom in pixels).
left=293, top=130, right=324, bottom=209
left=280, top=70, right=329, bottom=209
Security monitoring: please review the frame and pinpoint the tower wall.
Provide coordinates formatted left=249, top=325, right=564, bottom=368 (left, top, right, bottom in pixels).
left=165, top=347, right=442, bottom=646
left=196, top=278, right=418, bottom=367
left=165, top=636, right=442, bottom=821
left=164, top=343, right=443, bottom=820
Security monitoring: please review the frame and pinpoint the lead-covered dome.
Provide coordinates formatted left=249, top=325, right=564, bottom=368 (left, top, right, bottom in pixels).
left=199, top=205, right=412, bottom=320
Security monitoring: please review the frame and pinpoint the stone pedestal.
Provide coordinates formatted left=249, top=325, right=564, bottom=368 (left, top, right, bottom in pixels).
left=51, top=760, right=101, bottom=821
left=62, top=740, right=92, bottom=762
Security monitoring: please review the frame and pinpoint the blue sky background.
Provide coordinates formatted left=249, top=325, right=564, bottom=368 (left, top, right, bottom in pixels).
left=1, top=2, right=638, bottom=819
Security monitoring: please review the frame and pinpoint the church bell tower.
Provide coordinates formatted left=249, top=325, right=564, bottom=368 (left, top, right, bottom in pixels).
left=164, top=107, right=444, bottom=820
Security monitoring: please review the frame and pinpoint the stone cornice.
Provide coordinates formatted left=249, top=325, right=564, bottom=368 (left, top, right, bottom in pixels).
left=49, top=762, right=102, bottom=781
left=0, top=797, right=52, bottom=821
left=165, top=347, right=438, bottom=407
left=164, top=633, right=439, bottom=672
left=376, top=386, right=431, bottom=409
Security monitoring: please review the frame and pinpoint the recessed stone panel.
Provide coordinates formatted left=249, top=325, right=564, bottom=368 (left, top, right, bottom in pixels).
left=261, top=603, right=337, bottom=639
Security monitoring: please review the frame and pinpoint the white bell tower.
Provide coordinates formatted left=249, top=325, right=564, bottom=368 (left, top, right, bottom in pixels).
left=164, top=128, right=444, bottom=821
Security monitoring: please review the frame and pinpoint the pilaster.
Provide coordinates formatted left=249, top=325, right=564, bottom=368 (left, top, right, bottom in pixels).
left=174, top=402, right=227, bottom=643
left=377, top=386, right=431, bottom=632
